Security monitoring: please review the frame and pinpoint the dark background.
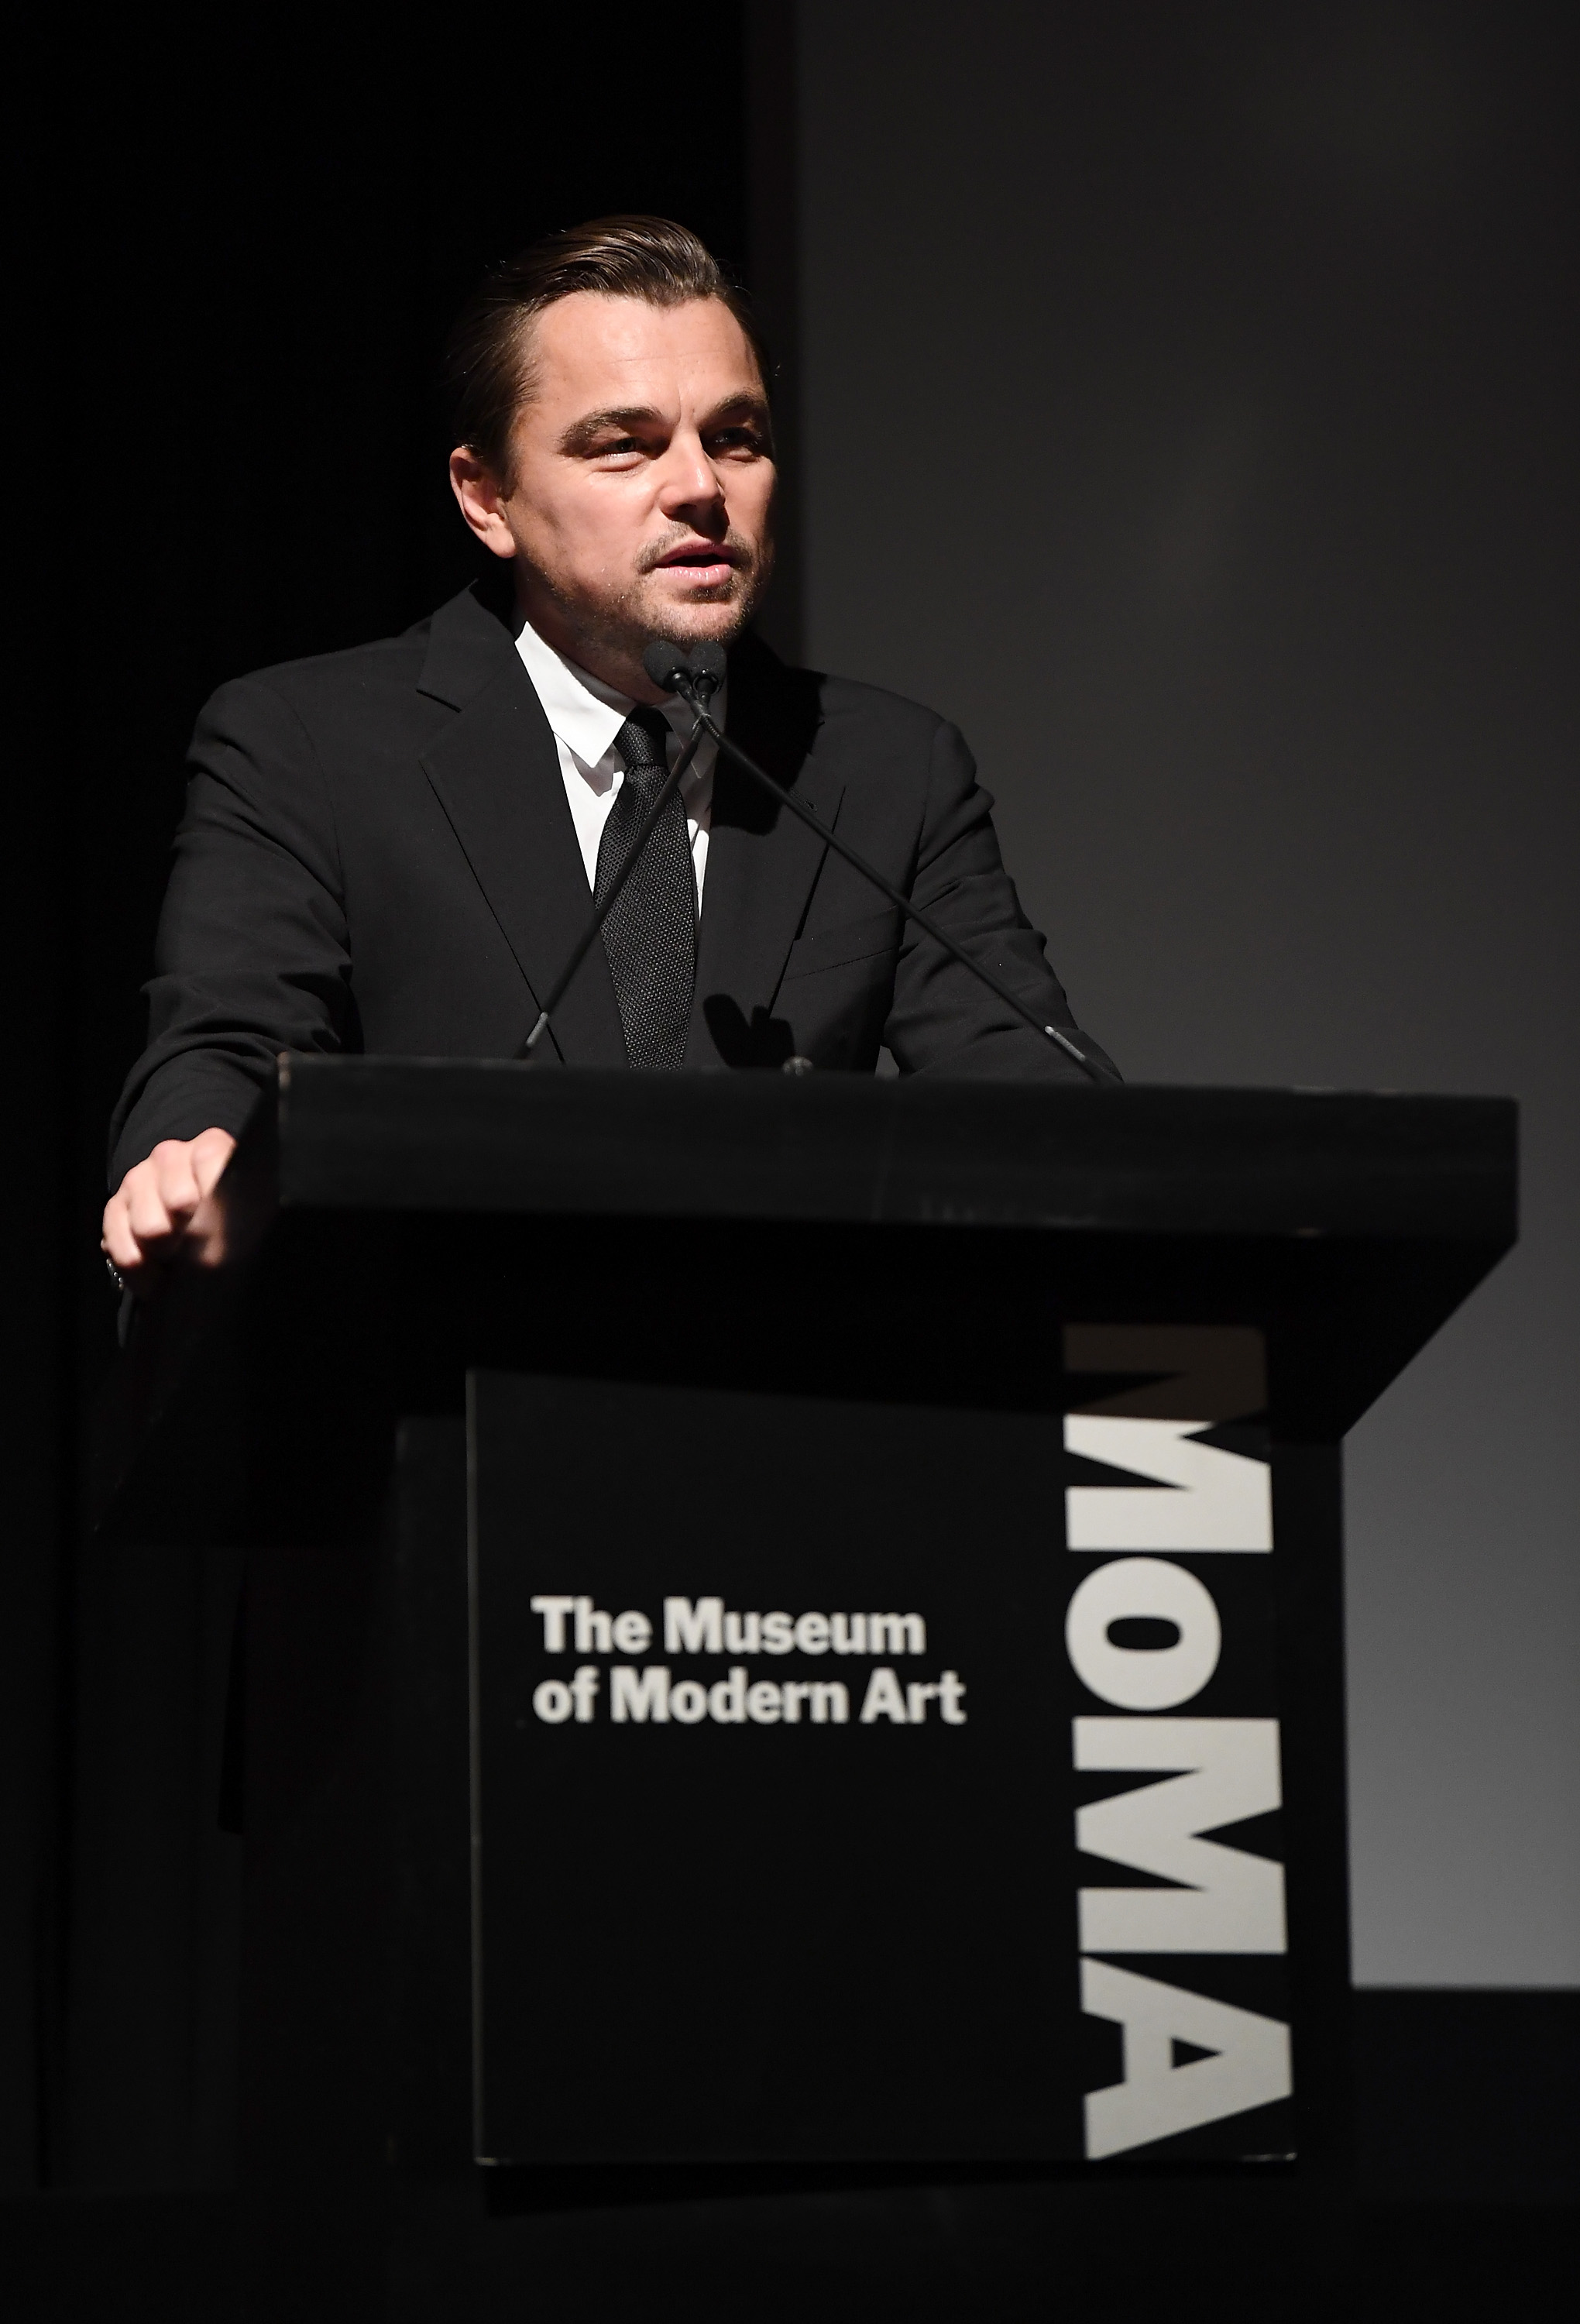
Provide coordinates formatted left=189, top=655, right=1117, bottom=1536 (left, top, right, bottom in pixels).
left=8, top=0, right=769, bottom=2198
left=3, top=0, right=1573, bottom=2301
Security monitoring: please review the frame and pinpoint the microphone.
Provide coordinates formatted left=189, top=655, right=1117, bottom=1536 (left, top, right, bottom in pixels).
left=644, top=638, right=726, bottom=703
left=642, top=641, right=1119, bottom=1086
left=520, top=704, right=707, bottom=1057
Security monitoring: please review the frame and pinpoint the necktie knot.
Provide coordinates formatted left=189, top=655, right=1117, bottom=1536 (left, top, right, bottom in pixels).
left=614, top=706, right=671, bottom=786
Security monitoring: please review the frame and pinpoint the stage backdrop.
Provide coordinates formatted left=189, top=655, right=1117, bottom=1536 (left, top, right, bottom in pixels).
left=15, top=1, right=755, bottom=2198
left=792, top=0, right=1578, bottom=1984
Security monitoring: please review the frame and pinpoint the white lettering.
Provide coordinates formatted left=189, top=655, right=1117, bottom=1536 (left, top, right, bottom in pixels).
left=665, top=1597, right=723, bottom=1655
left=609, top=1604, right=930, bottom=1659
left=1080, top=1960, right=1291, bottom=2159
left=529, top=1595, right=574, bottom=1653
left=870, top=1613, right=926, bottom=1655
left=937, top=1670, right=967, bottom=1724
left=709, top=1668, right=749, bottom=1723
left=1066, top=1418, right=1273, bottom=1552
left=610, top=1666, right=670, bottom=1723
left=668, top=1679, right=708, bottom=1724
left=612, top=1609, right=651, bottom=1655
left=1075, top=1718, right=1285, bottom=1954
left=1065, top=1558, right=1221, bottom=1710
left=860, top=1667, right=910, bottom=1724
left=532, top=1678, right=572, bottom=1723
left=569, top=1666, right=599, bottom=1723
left=574, top=1598, right=613, bottom=1654
left=746, top=1681, right=781, bottom=1723
left=809, top=1682, right=849, bottom=1724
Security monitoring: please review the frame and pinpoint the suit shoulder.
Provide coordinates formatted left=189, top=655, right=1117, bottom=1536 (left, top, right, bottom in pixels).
left=807, top=666, right=953, bottom=743
left=208, top=620, right=431, bottom=717
left=190, top=622, right=443, bottom=777
left=732, top=635, right=955, bottom=765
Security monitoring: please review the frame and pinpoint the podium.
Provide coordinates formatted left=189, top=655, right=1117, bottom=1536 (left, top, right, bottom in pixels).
left=93, top=1061, right=1516, bottom=2315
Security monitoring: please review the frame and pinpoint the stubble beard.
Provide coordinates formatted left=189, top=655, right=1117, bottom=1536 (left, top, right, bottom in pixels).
left=533, top=526, right=775, bottom=673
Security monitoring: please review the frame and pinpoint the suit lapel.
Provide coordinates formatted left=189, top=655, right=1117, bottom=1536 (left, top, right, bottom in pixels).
left=688, top=638, right=842, bottom=1066
left=417, top=587, right=625, bottom=1067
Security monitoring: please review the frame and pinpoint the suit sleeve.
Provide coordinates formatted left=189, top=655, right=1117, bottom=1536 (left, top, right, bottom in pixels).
left=108, top=676, right=353, bottom=1186
left=882, top=718, right=1118, bottom=1081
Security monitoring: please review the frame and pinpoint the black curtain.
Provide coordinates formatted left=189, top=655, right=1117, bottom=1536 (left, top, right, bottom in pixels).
left=9, top=2, right=761, bottom=2192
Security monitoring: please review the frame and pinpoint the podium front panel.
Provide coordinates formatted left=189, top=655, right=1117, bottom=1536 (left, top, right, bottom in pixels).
left=468, top=1324, right=1311, bottom=2168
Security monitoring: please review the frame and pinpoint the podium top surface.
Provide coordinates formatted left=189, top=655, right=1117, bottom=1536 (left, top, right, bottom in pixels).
left=94, top=1063, right=1518, bottom=1542
left=272, top=1056, right=1516, bottom=1247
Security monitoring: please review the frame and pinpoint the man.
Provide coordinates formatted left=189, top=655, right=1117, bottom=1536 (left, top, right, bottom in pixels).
left=102, top=215, right=1112, bottom=1288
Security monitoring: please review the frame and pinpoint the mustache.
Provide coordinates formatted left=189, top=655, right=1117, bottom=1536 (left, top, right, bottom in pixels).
left=635, top=524, right=757, bottom=577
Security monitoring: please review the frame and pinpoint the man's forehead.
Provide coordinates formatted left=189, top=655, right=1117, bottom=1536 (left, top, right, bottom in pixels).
left=528, top=290, right=761, bottom=401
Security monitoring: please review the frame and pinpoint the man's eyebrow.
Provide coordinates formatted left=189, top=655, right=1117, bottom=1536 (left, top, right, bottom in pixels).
left=701, top=391, right=772, bottom=431
left=557, top=393, right=773, bottom=456
left=557, top=406, right=662, bottom=453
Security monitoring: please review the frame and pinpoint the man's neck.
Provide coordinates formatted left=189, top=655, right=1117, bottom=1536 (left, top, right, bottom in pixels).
left=513, top=576, right=667, bottom=706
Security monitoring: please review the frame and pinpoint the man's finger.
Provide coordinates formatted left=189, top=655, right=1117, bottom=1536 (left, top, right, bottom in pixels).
left=101, top=1201, right=146, bottom=1274
left=150, top=1140, right=205, bottom=1219
left=190, top=1128, right=239, bottom=1200
left=125, top=1169, right=182, bottom=1248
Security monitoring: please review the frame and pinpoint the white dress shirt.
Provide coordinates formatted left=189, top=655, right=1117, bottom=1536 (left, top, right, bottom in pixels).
left=514, top=617, right=720, bottom=907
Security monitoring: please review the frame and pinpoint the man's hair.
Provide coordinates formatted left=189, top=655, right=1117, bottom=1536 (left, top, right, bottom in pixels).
left=444, top=215, right=771, bottom=486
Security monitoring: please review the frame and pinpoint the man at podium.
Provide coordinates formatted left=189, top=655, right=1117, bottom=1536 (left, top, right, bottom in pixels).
left=102, top=215, right=1112, bottom=1291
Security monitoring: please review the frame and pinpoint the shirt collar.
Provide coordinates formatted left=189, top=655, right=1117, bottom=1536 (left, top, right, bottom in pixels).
left=514, top=616, right=726, bottom=769
left=514, top=617, right=635, bottom=769
left=514, top=616, right=718, bottom=770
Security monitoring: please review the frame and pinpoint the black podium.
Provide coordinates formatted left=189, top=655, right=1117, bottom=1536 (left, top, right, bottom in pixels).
left=94, top=1061, right=1516, bottom=2316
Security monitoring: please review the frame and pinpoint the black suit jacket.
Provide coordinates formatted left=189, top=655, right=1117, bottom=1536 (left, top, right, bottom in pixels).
left=109, top=581, right=1112, bottom=1184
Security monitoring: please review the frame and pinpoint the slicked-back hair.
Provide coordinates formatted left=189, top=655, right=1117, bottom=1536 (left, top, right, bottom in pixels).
left=444, top=215, right=771, bottom=486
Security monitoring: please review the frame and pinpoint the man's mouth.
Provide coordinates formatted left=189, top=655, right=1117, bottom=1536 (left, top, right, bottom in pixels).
left=650, top=539, right=743, bottom=583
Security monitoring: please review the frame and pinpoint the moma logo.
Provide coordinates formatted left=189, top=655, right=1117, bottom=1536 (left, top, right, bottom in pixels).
left=1064, top=1325, right=1292, bottom=2162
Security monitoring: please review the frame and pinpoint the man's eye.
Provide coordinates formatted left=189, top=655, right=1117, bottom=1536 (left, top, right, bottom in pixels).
left=594, top=437, right=643, bottom=458
left=710, top=427, right=764, bottom=454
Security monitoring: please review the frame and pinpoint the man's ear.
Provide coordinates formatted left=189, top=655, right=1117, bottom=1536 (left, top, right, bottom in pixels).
left=448, top=449, right=517, bottom=560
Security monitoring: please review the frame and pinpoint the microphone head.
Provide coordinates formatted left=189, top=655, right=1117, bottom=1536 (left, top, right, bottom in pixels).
left=686, top=641, right=726, bottom=700
left=642, top=639, right=692, bottom=696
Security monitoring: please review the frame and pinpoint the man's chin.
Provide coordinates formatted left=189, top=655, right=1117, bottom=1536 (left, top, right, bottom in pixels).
left=534, top=558, right=771, bottom=674
left=638, top=574, right=761, bottom=646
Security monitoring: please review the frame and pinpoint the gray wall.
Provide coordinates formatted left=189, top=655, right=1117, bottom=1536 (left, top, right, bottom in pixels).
left=793, top=0, right=1577, bottom=1983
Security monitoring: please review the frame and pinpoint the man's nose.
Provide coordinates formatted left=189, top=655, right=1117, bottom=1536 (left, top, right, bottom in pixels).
left=654, top=431, right=724, bottom=521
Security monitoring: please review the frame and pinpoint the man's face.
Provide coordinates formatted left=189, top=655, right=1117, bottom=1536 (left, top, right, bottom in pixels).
left=453, top=292, right=776, bottom=690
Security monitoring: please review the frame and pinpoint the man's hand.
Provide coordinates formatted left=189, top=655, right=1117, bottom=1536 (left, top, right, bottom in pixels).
left=101, top=1128, right=239, bottom=1289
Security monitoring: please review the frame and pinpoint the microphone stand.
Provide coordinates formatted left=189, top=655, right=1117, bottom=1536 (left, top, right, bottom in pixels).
left=674, top=678, right=1120, bottom=1087
left=521, top=714, right=706, bottom=1057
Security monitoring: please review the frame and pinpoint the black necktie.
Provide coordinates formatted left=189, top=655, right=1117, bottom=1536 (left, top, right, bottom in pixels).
left=596, top=706, right=697, bottom=1071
